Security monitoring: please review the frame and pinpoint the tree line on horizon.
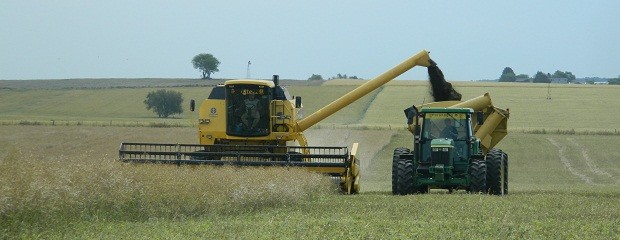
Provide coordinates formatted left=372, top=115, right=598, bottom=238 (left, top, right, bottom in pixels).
left=498, top=67, right=618, bottom=84
left=499, top=67, right=577, bottom=83
left=190, top=52, right=618, bottom=84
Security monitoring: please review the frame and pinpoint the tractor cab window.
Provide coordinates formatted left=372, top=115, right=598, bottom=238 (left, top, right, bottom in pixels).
left=421, top=112, right=472, bottom=163
left=226, top=84, right=271, bottom=137
left=422, top=112, right=470, bottom=141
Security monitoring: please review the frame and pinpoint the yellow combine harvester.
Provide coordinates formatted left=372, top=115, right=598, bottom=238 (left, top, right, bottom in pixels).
left=119, top=50, right=434, bottom=194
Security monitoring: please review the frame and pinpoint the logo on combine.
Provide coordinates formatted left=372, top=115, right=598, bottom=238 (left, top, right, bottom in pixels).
left=210, top=107, right=217, bottom=116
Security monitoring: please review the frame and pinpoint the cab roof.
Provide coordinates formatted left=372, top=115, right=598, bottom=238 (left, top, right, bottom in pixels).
left=224, top=79, right=275, bottom=88
left=420, top=107, right=473, bottom=113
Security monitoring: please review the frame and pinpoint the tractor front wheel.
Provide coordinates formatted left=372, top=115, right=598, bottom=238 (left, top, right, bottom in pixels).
left=469, top=160, right=487, bottom=193
left=392, top=147, right=410, bottom=194
left=395, top=159, right=415, bottom=195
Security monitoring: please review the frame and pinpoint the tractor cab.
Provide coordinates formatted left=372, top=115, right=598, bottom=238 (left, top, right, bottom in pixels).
left=418, top=108, right=475, bottom=176
left=394, top=93, right=509, bottom=195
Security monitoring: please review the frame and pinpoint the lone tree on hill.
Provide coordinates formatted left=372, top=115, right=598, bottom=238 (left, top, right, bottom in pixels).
left=192, top=53, right=220, bottom=79
left=144, top=89, right=184, bottom=118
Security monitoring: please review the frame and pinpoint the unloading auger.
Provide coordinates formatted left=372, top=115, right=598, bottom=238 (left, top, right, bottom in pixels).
left=120, top=50, right=434, bottom=194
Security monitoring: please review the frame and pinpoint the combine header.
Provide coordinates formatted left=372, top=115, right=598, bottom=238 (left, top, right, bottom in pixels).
left=119, top=143, right=354, bottom=173
left=120, top=50, right=435, bottom=194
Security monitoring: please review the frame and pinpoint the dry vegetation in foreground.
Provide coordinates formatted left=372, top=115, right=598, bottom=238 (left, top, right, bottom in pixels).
left=1, top=126, right=619, bottom=238
left=0, top=126, right=336, bottom=237
left=0, top=153, right=333, bottom=216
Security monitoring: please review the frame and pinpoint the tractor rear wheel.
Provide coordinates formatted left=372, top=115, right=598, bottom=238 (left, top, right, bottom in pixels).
left=486, top=149, right=508, bottom=195
left=469, top=160, right=487, bottom=193
left=503, top=151, right=509, bottom=194
left=392, top=147, right=410, bottom=194
left=395, top=159, right=415, bottom=195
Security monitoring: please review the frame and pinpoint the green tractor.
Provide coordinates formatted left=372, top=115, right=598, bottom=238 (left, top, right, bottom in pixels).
left=392, top=93, right=510, bottom=195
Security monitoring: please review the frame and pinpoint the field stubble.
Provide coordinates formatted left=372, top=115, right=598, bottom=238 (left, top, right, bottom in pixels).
left=1, top=126, right=619, bottom=238
left=0, top=126, right=336, bottom=237
left=2, top=80, right=620, bottom=238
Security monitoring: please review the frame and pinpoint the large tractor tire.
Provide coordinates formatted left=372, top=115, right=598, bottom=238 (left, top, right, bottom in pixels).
left=395, top=159, right=415, bottom=195
left=468, top=160, right=487, bottom=193
left=502, top=151, right=509, bottom=194
left=392, top=147, right=410, bottom=194
left=486, top=149, right=508, bottom=195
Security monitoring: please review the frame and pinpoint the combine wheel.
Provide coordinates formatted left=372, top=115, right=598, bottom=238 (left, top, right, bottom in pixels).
left=336, top=174, right=359, bottom=194
left=392, top=147, right=410, bottom=194
left=342, top=179, right=351, bottom=194
left=340, top=177, right=359, bottom=194
left=395, top=159, right=415, bottom=195
left=486, top=149, right=508, bottom=195
left=468, top=160, right=487, bottom=193
left=350, top=176, right=360, bottom=194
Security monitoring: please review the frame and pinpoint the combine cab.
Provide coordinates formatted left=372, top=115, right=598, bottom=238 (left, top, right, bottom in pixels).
left=120, top=50, right=435, bottom=194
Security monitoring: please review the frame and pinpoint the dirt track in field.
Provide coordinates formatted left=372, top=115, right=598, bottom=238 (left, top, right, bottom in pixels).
left=548, top=137, right=619, bottom=185
left=304, top=129, right=396, bottom=171
left=547, top=137, right=594, bottom=184
left=566, top=138, right=613, bottom=178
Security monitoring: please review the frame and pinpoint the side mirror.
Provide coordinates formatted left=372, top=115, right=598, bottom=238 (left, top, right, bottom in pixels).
left=295, top=96, right=302, bottom=108
left=476, top=111, right=484, bottom=125
left=190, top=99, right=195, bottom=112
left=403, top=105, right=418, bottom=125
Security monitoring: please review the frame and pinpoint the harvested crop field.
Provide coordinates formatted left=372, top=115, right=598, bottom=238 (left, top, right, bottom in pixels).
left=1, top=80, right=620, bottom=238
left=1, top=125, right=619, bottom=238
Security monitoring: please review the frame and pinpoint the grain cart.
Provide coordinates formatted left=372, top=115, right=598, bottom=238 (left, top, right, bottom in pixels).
left=120, top=50, right=434, bottom=194
left=392, top=93, right=510, bottom=195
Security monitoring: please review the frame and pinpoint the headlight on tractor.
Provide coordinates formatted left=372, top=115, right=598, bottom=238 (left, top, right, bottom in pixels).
left=432, top=147, right=450, bottom=152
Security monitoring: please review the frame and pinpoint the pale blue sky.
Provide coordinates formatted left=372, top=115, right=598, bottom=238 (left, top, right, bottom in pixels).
left=1, top=1, right=618, bottom=80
